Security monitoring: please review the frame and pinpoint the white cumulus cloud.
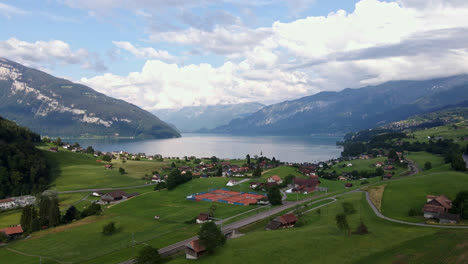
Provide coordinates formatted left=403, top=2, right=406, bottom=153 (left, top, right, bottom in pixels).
left=112, top=41, right=176, bottom=62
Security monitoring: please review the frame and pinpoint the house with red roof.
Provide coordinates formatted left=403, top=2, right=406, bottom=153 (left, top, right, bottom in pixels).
left=196, top=213, right=211, bottom=224
left=292, top=178, right=319, bottom=194
left=0, top=225, right=24, bottom=238
left=266, top=213, right=298, bottom=230
left=185, top=239, right=207, bottom=259
left=267, top=175, right=282, bottom=184
left=423, top=195, right=453, bottom=219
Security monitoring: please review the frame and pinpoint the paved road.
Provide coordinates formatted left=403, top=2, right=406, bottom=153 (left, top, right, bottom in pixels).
left=362, top=191, right=468, bottom=229
left=56, top=183, right=156, bottom=194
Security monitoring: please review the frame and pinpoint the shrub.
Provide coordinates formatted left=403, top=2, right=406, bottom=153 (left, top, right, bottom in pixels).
left=424, top=161, right=432, bottom=170
left=352, top=222, right=369, bottom=235
left=407, top=208, right=419, bottom=216
left=342, top=202, right=356, bottom=215
left=119, top=167, right=125, bottom=174
left=135, top=245, right=162, bottom=264
left=102, top=222, right=117, bottom=236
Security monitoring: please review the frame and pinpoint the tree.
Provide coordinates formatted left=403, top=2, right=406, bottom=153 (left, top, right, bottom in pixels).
left=210, top=156, right=218, bottom=163
left=451, top=153, right=467, bottom=171
left=267, top=185, right=282, bottom=205
left=20, top=205, right=35, bottom=232
left=101, top=155, right=111, bottom=162
left=342, top=202, right=356, bottom=215
left=375, top=167, right=384, bottom=176
left=54, top=137, right=63, bottom=146
left=86, top=146, right=94, bottom=154
left=246, top=154, right=251, bottom=165
left=102, top=222, right=117, bottom=235
left=335, top=213, right=350, bottom=236
left=252, top=166, right=262, bottom=177
left=198, top=221, right=226, bottom=254
left=388, top=149, right=399, bottom=161
left=81, top=203, right=102, bottom=218
left=424, top=161, right=432, bottom=170
left=63, top=206, right=79, bottom=223
left=48, top=197, right=61, bottom=227
left=154, top=182, right=166, bottom=191
left=451, top=190, right=468, bottom=219
left=135, top=245, right=162, bottom=264
left=119, top=167, right=126, bottom=174
left=216, top=166, right=223, bottom=176
left=353, top=222, right=369, bottom=235
left=171, top=162, right=176, bottom=168
left=209, top=204, right=217, bottom=217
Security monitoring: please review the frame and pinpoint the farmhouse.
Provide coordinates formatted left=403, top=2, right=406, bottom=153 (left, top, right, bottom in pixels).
left=267, top=175, right=283, bottom=184
left=0, top=198, right=16, bottom=210
left=101, top=190, right=128, bottom=203
left=196, top=213, right=211, bottom=224
left=0, top=225, right=24, bottom=238
left=151, top=175, right=165, bottom=183
left=49, top=147, right=58, bottom=152
left=185, top=239, right=206, bottom=259
left=383, top=173, right=393, bottom=180
left=292, top=178, right=319, bottom=194
left=250, top=181, right=264, bottom=190
left=266, top=213, right=298, bottom=230
left=423, top=195, right=452, bottom=218
left=436, top=212, right=460, bottom=224
left=338, top=176, right=347, bottom=181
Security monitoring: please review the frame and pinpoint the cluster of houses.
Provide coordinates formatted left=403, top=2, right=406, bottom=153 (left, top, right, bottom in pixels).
left=0, top=196, right=36, bottom=211
left=422, top=195, right=461, bottom=224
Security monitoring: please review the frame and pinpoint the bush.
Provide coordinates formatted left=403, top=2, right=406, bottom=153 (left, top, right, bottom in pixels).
left=352, top=222, right=369, bottom=235
left=135, top=245, right=162, bottom=264
left=342, top=202, right=356, bottom=215
left=407, top=208, right=419, bottom=216
left=360, top=180, right=369, bottom=185
left=119, top=167, right=125, bottom=174
left=102, top=222, right=117, bottom=236
left=424, top=162, right=432, bottom=170
left=198, top=221, right=226, bottom=254
left=0, top=231, right=8, bottom=243
left=81, top=203, right=102, bottom=218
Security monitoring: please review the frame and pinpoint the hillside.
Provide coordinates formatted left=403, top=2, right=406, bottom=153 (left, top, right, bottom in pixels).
left=153, top=102, right=265, bottom=132
left=0, top=58, right=180, bottom=139
left=209, top=75, right=468, bottom=136
left=0, top=116, right=50, bottom=198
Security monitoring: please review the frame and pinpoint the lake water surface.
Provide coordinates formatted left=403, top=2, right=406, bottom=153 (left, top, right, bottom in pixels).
left=72, top=133, right=343, bottom=163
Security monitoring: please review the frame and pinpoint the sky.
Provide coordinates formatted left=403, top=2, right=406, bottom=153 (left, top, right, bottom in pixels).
left=1, top=0, right=468, bottom=110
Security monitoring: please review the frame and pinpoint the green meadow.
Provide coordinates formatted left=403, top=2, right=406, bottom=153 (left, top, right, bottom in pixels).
left=260, top=166, right=302, bottom=180
left=406, top=151, right=445, bottom=170
left=325, top=157, right=407, bottom=177
left=381, top=168, right=468, bottom=223
left=168, top=192, right=453, bottom=264
left=2, top=178, right=262, bottom=264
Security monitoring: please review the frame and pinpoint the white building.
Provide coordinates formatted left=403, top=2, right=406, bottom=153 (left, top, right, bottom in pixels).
left=0, top=198, right=16, bottom=210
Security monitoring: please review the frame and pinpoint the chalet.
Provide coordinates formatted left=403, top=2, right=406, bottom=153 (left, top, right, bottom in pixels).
left=151, top=175, right=165, bottom=183
left=375, top=162, right=384, bottom=167
left=292, top=178, right=320, bottom=194
left=138, top=153, right=146, bottom=158
left=266, top=213, right=298, bottom=230
left=267, top=175, right=283, bottom=184
left=0, top=225, right=24, bottom=238
left=101, top=190, right=128, bottom=203
left=49, top=147, right=58, bottom=152
left=338, top=176, right=347, bottom=181
left=185, top=239, right=206, bottom=259
left=0, top=198, right=16, bottom=210
left=423, top=195, right=452, bottom=218
left=250, top=182, right=264, bottom=190
left=384, top=165, right=394, bottom=171
left=383, top=173, right=393, bottom=180
left=196, top=213, right=211, bottom=224
left=226, top=180, right=237, bottom=186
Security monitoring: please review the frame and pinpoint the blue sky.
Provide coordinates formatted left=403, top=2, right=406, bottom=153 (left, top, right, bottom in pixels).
left=1, top=0, right=468, bottom=110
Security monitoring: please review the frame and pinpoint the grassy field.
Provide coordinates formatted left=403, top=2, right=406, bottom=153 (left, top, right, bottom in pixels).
left=406, top=151, right=445, bottom=170
left=0, top=210, right=22, bottom=229
left=381, top=168, right=468, bottom=223
left=325, top=157, right=407, bottom=178
left=2, top=178, right=263, bottom=264
left=409, top=124, right=468, bottom=144
left=46, top=151, right=145, bottom=191
left=260, top=166, right=302, bottom=180
left=168, top=192, right=448, bottom=264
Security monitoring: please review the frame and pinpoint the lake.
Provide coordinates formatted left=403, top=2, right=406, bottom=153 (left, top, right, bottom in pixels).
left=71, top=133, right=343, bottom=163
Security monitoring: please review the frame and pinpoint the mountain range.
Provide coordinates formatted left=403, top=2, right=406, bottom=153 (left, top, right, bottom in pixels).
left=0, top=58, right=180, bottom=139
left=152, top=102, right=265, bottom=132
left=208, top=75, right=468, bottom=136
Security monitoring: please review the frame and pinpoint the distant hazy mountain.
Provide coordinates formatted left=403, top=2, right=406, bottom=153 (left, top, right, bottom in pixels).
left=152, top=102, right=265, bottom=132
left=209, top=75, right=468, bottom=136
left=0, top=58, right=180, bottom=139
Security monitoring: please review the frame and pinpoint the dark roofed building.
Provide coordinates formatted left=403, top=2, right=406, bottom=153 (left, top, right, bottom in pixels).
left=185, top=239, right=206, bottom=259
left=266, top=213, right=298, bottom=230
left=196, top=213, right=210, bottom=224
left=293, top=178, right=319, bottom=193
left=436, top=212, right=460, bottom=224
left=101, top=190, right=128, bottom=203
